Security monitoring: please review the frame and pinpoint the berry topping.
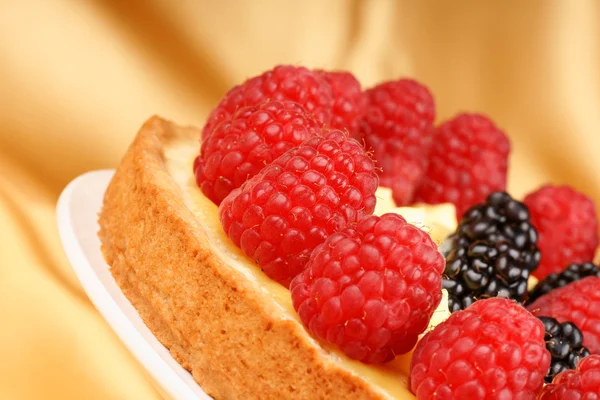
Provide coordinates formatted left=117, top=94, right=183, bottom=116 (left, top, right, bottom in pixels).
left=219, top=130, right=378, bottom=287
left=290, top=213, right=445, bottom=364
left=414, top=113, right=511, bottom=219
left=523, top=185, right=599, bottom=280
left=538, top=354, right=600, bottom=399
left=528, top=262, right=600, bottom=305
left=528, top=277, right=600, bottom=354
left=361, top=79, right=436, bottom=206
left=443, top=192, right=540, bottom=312
left=538, top=316, right=590, bottom=383
left=316, top=70, right=366, bottom=137
left=202, top=65, right=333, bottom=139
left=194, top=101, right=320, bottom=205
left=410, top=297, right=551, bottom=399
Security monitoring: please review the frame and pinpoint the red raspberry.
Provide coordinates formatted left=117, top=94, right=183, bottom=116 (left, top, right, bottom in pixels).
left=537, top=355, right=600, bottom=399
left=410, top=297, right=550, bottom=399
left=361, top=79, right=436, bottom=206
left=528, top=277, right=600, bottom=354
left=414, top=113, right=511, bottom=219
left=194, top=101, right=320, bottom=205
left=523, top=185, right=599, bottom=280
left=290, top=213, right=445, bottom=364
left=219, top=130, right=378, bottom=287
left=315, top=70, right=366, bottom=137
left=202, top=65, right=333, bottom=139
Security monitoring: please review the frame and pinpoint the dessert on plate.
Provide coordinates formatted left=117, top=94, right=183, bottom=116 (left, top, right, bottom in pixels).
left=99, top=65, right=600, bottom=399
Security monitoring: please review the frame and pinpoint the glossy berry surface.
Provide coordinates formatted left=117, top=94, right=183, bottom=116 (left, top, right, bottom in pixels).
left=194, top=101, right=319, bottom=205
left=444, top=241, right=533, bottom=313
left=290, top=213, right=445, bottom=364
left=524, top=185, right=599, bottom=280
left=528, top=262, right=600, bottom=305
left=414, top=113, right=510, bottom=219
left=361, top=79, right=436, bottom=206
left=443, top=192, right=540, bottom=312
left=219, top=130, right=378, bottom=287
left=528, top=277, right=600, bottom=354
left=410, top=297, right=550, bottom=400
left=537, top=355, right=600, bottom=399
left=202, top=65, right=333, bottom=139
left=316, top=70, right=366, bottom=137
left=538, top=316, right=590, bottom=383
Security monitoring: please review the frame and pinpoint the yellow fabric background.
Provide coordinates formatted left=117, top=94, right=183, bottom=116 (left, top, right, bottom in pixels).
left=1, top=0, right=599, bottom=398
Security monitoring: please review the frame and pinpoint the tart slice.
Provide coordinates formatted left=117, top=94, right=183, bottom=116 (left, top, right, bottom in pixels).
left=99, top=116, right=453, bottom=399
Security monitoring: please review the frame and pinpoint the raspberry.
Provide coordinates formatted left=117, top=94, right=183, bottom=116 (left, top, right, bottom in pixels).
left=538, top=316, right=590, bottom=383
left=193, top=101, right=320, bottom=205
left=202, top=65, right=333, bottom=139
left=528, top=262, right=600, bottom=305
left=537, top=355, right=600, bottom=399
left=219, top=130, right=378, bottom=287
left=528, top=277, right=600, bottom=354
left=410, top=297, right=550, bottom=399
left=361, top=79, right=436, bottom=206
left=443, top=192, right=540, bottom=312
left=523, top=185, right=599, bottom=280
left=290, top=213, right=445, bottom=364
left=315, top=70, right=366, bottom=137
left=414, top=113, right=511, bottom=219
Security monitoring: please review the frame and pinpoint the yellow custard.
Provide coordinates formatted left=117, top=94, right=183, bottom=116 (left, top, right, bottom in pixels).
left=165, top=140, right=455, bottom=399
left=374, top=188, right=458, bottom=247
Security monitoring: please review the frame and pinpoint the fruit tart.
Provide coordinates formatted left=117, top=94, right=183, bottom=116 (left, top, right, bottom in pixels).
left=99, top=65, right=600, bottom=399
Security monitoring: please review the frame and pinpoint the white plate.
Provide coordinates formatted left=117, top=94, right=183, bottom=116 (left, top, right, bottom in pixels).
left=57, top=170, right=211, bottom=400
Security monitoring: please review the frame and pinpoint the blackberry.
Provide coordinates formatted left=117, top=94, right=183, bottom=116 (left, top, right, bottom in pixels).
left=452, top=192, right=540, bottom=268
left=528, top=262, right=600, bottom=304
left=444, top=240, right=532, bottom=312
left=443, top=192, right=540, bottom=312
left=538, top=316, right=590, bottom=383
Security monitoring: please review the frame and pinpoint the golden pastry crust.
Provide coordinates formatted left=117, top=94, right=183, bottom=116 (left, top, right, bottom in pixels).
left=98, top=116, right=394, bottom=400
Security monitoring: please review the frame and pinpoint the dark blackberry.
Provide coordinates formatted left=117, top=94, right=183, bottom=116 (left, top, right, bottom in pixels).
left=443, top=192, right=541, bottom=312
left=528, top=262, right=600, bottom=304
left=538, top=316, right=590, bottom=383
left=453, top=192, right=540, bottom=269
left=443, top=240, right=532, bottom=312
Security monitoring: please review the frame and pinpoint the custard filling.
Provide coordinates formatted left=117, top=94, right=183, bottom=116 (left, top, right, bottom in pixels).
left=165, top=139, right=457, bottom=399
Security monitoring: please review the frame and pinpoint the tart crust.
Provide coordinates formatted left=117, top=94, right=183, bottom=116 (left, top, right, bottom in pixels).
left=98, top=117, right=401, bottom=400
